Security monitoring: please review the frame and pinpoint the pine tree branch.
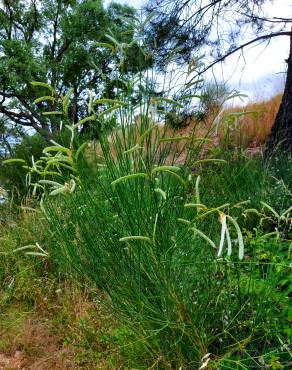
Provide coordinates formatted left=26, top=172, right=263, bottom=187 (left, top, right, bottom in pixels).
left=191, top=31, right=292, bottom=80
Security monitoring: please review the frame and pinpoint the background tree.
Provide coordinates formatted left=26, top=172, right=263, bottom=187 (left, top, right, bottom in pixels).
left=145, top=0, right=292, bottom=155
left=0, top=0, right=140, bottom=145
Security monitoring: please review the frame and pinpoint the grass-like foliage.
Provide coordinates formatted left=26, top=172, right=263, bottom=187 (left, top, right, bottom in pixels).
left=36, top=111, right=290, bottom=368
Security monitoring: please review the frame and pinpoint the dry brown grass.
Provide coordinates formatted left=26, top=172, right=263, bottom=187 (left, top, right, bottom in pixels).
left=89, top=117, right=213, bottom=166
left=87, top=94, right=282, bottom=165
left=218, top=94, right=282, bottom=148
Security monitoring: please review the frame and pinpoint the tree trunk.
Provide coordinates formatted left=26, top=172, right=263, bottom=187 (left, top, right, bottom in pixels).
left=265, top=31, right=292, bottom=157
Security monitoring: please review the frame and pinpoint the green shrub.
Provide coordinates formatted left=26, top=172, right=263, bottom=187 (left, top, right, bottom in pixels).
left=165, top=110, right=195, bottom=129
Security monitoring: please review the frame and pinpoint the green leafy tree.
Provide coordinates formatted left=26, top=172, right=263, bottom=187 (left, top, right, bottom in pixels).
left=0, top=0, right=140, bottom=142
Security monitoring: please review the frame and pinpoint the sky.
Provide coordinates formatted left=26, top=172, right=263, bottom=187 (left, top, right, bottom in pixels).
left=104, top=0, right=292, bottom=102
left=212, top=0, right=291, bottom=101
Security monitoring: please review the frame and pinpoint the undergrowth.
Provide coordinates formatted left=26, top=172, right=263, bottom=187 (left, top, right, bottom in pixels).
left=1, top=148, right=291, bottom=368
left=0, top=210, right=146, bottom=369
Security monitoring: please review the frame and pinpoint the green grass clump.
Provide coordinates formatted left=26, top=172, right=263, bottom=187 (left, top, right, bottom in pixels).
left=36, top=113, right=291, bottom=368
left=1, top=129, right=291, bottom=368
